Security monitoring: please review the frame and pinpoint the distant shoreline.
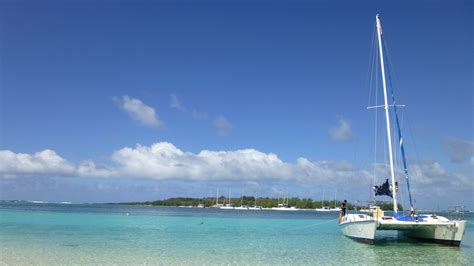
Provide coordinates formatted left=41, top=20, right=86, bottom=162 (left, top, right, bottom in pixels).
left=117, top=196, right=401, bottom=211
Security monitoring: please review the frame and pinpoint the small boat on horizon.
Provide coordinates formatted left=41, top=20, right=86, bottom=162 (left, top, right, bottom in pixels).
left=220, top=190, right=235, bottom=210
left=248, top=195, right=262, bottom=210
left=211, top=189, right=224, bottom=208
left=315, top=190, right=330, bottom=212
left=271, top=194, right=300, bottom=211
left=316, top=190, right=341, bottom=212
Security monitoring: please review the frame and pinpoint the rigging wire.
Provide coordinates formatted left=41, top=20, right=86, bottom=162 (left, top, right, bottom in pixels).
left=382, top=39, right=426, bottom=205
left=365, top=23, right=379, bottom=202
left=381, top=35, right=414, bottom=210
left=367, top=23, right=377, bottom=108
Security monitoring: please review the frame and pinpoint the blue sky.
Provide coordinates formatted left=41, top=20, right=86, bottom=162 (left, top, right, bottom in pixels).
left=1, top=0, right=472, bottom=209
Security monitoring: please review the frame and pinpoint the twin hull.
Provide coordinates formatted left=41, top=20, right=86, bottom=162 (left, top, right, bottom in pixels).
left=395, top=221, right=467, bottom=246
left=339, top=214, right=467, bottom=246
left=339, top=219, right=377, bottom=244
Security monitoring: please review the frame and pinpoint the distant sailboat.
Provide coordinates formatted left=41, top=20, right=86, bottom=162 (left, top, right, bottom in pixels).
left=196, top=198, right=205, bottom=208
left=339, top=14, right=467, bottom=246
left=212, top=189, right=224, bottom=208
left=331, top=191, right=341, bottom=212
left=248, top=195, right=262, bottom=210
left=272, top=193, right=299, bottom=211
left=315, top=190, right=331, bottom=212
left=220, top=189, right=235, bottom=209
left=234, top=193, right=249, bottom=210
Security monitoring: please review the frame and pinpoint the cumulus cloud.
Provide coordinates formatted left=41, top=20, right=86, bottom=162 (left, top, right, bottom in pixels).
left=0, top=142, right=357, bottom=183
left=329, top=118, right=354, bottom=141
left=0, top=150, right=114, bottom=179
left=111, top=142, right=292, bottom=181
left=444, top=137, right=474, bottom=163
left=0, top=150, right=75, bottom=177
left=213, top=115, right=233, bottom=136
left=169, top=94, right=186, bottom=112
left=114, top=95, right=163, bottom=128
left=1, top=142, right=471, bottom=205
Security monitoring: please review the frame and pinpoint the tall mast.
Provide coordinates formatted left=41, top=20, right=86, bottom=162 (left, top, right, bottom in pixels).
left=322, top=190, right=325, bottom=207
left=376, top=14, right=398, bottom=212
left=216, top=188, right=219, bottom=205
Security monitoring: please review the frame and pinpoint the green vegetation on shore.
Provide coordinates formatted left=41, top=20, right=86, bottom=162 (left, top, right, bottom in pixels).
left=122, top=197, right=402, bottom=211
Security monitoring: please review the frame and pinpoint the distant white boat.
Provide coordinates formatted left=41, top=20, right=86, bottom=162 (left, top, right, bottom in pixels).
left=315, top=206, right=331, bottom=212
left=339, top=14, right=467, bottom=246
left=330, top=191, right=341, bottom=212
left=315, top=190, right=332, bottom=212
left=234, top=205, right=249, bottom=210
left=272, top=205, right=299, bottom=211
left=220, top=190, right=235, bottom=210
left=248, top=195, right=262, bottom=210
left=271, top=195, right=299, bottom=211
left=211, top=188, right=224, bottom=208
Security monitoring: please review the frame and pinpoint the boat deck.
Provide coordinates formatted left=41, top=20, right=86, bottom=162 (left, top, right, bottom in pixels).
left=377, top=214, right=459, bottom=230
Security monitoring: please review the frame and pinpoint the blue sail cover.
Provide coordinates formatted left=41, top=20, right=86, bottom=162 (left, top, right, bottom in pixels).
left=394, top=213, right=428, bottom=222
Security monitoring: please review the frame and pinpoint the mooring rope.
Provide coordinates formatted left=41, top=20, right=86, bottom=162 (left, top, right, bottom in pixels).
left=291, top=218, right=339, bottom=230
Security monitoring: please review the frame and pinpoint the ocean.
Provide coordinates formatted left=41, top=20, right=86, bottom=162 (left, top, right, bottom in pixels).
left=0, top=202, right=472, bottom=265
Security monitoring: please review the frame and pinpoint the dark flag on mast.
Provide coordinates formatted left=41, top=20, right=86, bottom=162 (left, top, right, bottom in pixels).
left=374, top=179, right=393, bottom=198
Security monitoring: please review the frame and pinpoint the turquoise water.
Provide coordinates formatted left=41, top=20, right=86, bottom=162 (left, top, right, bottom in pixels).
left=0, top=202, right=472, bottom=265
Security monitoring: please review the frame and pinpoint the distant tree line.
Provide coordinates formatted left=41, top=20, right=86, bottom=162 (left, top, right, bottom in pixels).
left=122, top=196, right=402, bottom=210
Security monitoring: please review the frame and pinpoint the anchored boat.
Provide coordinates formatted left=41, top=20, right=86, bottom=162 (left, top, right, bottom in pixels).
left=339, top=14, right=467, bottom=246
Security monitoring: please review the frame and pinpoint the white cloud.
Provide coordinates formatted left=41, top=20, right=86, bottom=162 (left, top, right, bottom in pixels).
left=1, top=142, right=471, bottom=207
left=169, top=94, right=186, bottom=112
left=444, top=137, right=474, bottom=163
left=329, top=118, right=354, bottom=141
left=114, top=95, right=163, bottom=128
left=0, top=150, right=114, bottom=178
left=111, top=142, right=291, bottom=181
left=0, top=150, right=75, bottom=177
left=213, top=115, right=233, bottom=136
left=0, top=143, right=356, bottom=183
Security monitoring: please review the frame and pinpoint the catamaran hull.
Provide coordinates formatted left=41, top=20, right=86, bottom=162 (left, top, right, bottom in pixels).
left=340, top=220, right=377, bottom=244
left=397, top=221, right=467, bottom=247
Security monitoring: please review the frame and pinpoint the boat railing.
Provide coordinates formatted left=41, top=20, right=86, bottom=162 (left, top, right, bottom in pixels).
left=448, top=206, right=465, bottom=221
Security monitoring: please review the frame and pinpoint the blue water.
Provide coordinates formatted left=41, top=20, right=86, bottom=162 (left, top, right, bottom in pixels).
left=0, top=202, right=472, bottom=264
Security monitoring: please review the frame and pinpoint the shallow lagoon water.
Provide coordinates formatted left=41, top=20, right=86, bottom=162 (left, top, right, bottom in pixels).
left=0, top=202, right=472, bottom=264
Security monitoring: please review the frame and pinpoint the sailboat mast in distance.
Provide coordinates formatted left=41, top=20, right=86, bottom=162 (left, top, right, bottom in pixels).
left=375, top=14, right=398, bottom=213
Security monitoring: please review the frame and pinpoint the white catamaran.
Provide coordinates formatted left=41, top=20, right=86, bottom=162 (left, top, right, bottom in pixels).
left=339, top=14, right=467, bottom=246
